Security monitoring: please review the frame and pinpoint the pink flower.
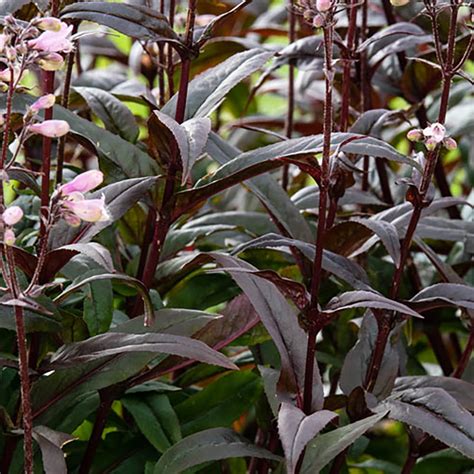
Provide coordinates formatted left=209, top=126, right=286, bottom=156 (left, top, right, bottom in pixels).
left=316, top=0, right=332, bottom=12
left=0, top=34, right=7, bottom=54
left=29, top=22, right=73, bottom=53
left=425, top=137, right=438, bottom=151
left=407, top=129, right=423, bottom=142
left=313, top=14, right=324, bottom=28
left=35, top=17, right=63, bottom=32
left=2, top=206, right=23, bottom=226
left=3, top=228, right=16, bottom=246
left=30, top=94, right=56, bottom=113
left=29, top=120, right=70, bottom=138
left=37, top=53, right=65, bottom=71
left=423, top=123, right=446, bottom=143
left=443, top=136, right=457, bottom=151
left=63, top=197, right=109, bottom=223
left=60, top=170, right=104, bottom=195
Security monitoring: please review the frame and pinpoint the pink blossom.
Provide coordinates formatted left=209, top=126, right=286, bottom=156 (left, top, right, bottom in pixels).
left=29, top=120, right=70, bottom=138
left=423, top=123, right=446, bottom=143
left=443, top=137, right=457, bottom=151
left=36, top=17, right=63, bottom=32
left=316, top=0, right=332, bottom=12
left=2, top=206, right=23, bottom=226
left=407, top=129, right=423, bottom=142
left=0, top=34, right=7, bottom=54
left=30, top=94, right=56, bottom=113
left=63, top=197, right=109, bottom=223
left=29, top=23, right=73, bottom=53
left=37, top=53, right=65, bottom=71
left=313, top=14, right=324, bottom=28
left=3, top=228, right=16, bottom=246
left=60, top=170, right=104, bottom=195
left=64, top=213, right=82, bottom=227
left=425, top=137, right=438, bottom=151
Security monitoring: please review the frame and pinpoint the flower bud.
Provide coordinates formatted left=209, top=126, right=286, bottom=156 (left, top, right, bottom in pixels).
left=29, top=120, right=70, bottom=138
left=443, top=136, right=457, bottom=151
left=5, top=46, right=16, bottom=61
left=390, top=0, right=409, bottom=5
left=63, top=197, right=109, bottom=223
left=37, top=53, right=64, bottom=71
left=313, top=14, right=324, bottom=28
left=60, top=170, right=104, bottom=195
left=423, top=122, right=446, bottom=143
left=425, top=137, right=438, bottom=151
left=2, top=206, right=23, bottom=226
left=0, top=34, right=7, bottom=54
left=316, top=0, right=332, bottom=12
left=407, top=129, right=423, bottom=142
left=36, top=17, right=63, bottom=32
left=30, top=94, right=56, bottom=113
left=3, top=228, right=16, bottom=246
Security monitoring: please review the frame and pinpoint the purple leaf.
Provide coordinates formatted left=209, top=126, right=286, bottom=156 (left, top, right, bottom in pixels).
left=278, top=403, right=336, bottom=473
left=32, top=426, right=75, bottom=474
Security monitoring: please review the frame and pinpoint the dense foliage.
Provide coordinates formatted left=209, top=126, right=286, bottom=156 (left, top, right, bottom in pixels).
left=0, top=0, right=473, bottom=472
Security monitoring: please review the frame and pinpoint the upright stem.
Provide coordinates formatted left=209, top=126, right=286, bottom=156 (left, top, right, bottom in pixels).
left=282, top=0, right=296, bottom=191
left=56, top=25, right=78, bottom=185
left=452, top=325, right=474, bottom=378
left=340, top=0, right=358, bottom=133
left=303, top=17, right=334, bottom=415
left=5, top=247, right=33, bottom=473
left=364, top=3, right=460, bottom=392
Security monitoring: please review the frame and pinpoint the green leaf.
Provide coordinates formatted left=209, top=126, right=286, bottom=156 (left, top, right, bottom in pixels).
left=175, top=371, right=262, bottom=436
left=300, top=412, right=388, bottom=473
left=122, top=393, right=181, bottom=453
left=153, top=427, right=281, bottom=473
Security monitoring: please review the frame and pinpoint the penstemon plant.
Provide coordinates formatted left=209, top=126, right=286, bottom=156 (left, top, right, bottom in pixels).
left=0, top=0, right=473, bottom=473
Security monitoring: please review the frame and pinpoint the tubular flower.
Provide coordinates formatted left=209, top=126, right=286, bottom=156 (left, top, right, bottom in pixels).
left=316, top=0, right=332, bottom=12
left=2, top=206, right=24, bottom=226
left=3, top=228, right=16, bottom=246
left=29, top=120, right=70, bottom=138
left=29, top=22, right=73, bottom=53
left=30, top=94, right=56, bottom=113
left=35, top=17, right=63, bottom=32
left=60, top=170, right=104, bottom=195
left=63, top=197, right=109, bottom=223
left=36, top=53, right=65, bottom=71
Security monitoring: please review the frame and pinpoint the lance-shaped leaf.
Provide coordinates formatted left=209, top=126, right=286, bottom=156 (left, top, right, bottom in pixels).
left=55, top=272, right=155, bottom=326
left=197, top=132, right=313, bottom=243
left=32, top=426, right=75, bottom=474
left=376, top=387, right=474, bottom=459
left=394, top=376, right=474, bottom=411
left=408, top=283, right=474, bottom=312
left=61, top=2, right=182, bottom=48
left=47, top=332, right=237, bottom=371
left=153, top=428, right=281, bottom=473
left=149, top=112, right=211, bottom=184
left=58, top=243, right=115, bottom=272
left=163, top=49, right=274, bottom=120
left=324, top=291, right=423, bottom=319
left=232, top=233, right=371, bottom=290
left=211, top=252, right=324, bottom=412
left=300, top=412, right=388, bottom=473
left=5, top=94, right=159, bottom=182
left=340, top=311, right=403, bottom=399
left=180, top=134, right=417, bottom=210
left=278, top=403, right=337, bottom=473
left=350, top=218, right=401, bottom=265
left=73, top=86, right=140, bottom=143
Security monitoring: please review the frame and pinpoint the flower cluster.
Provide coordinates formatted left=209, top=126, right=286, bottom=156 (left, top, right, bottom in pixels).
left=55, top=170, right=110, bottom=226
left=407, top=122, right=457, bottom=151
left=1, top=205, right=23, bottom=246
left=0, top=14, right=74, bottom=90
left=297, top=0, right=334, bottom=28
